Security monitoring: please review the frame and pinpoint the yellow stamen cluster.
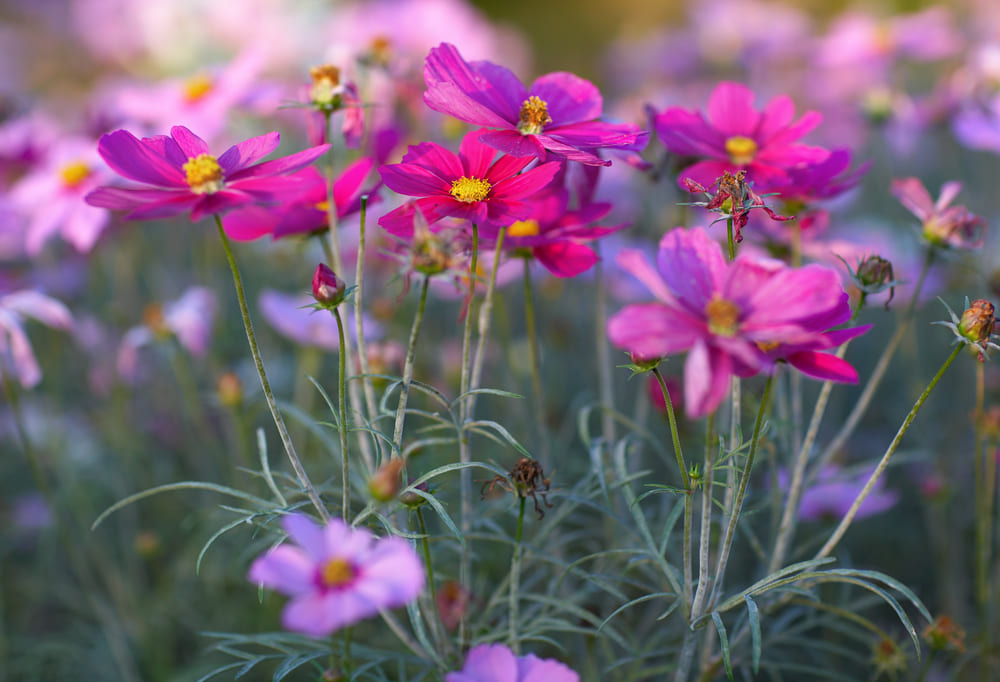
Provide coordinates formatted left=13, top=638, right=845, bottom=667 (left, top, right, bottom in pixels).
left=724, top=135, right=758, bottom=165
left=309, top=64, right=343, bottom=108
left=59, top=161, right=91, bottom=188
left=756, top=340, right=780, bottom=352
left=705, top=296, right=741, bottom=336
left=450, top=176, right=492, bottom=203
left=183, top=74, right=214, bottom=102
left=507, top=220, right=540, bottom=237
left=517, top=95, right=552, bottom=135
left=321, top=557, right=356, bottom=588
left=183, top=154, right=224, bottom=194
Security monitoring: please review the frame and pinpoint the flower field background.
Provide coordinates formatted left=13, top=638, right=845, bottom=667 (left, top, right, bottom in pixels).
left=2, top=0, right=1000, bottom=680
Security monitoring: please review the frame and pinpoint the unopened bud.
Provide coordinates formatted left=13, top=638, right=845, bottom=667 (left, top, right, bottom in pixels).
left=399, top=480, right=430, bottom=508
left=922, top=615, right=965, bottom=653
left=312, top=263, right=346, bottom=308
left=857, top=255, right=894, bottom=289
left=368, top=458, right=405, bottom=502
left=959, top=299, right=995, bottom=344
left=436, top=581, right=474, bottom=631
left=217, top=372, right=243, bottom=408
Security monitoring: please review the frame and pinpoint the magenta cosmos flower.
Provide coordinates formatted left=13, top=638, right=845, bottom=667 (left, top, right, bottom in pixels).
left=650, top=82, right=830, bottom=193
left=378, top=129, right=560, bottom=234
left=85, top=126, right=329, bottom=222
left=223, top=159, right=378, bottom=241
left=248, top=514, right=424, bottom=638
left=484, top=188, right=625, bottom=277
left=445, top=644, right=579, bottom=682
left=424, top=43, right=646, bottom=166
left=608, top=227, right=859, bottom=418
left=890, top=177, right=985, bottom=250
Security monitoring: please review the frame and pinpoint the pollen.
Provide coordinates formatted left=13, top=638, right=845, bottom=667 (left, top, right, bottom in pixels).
left=518, top=95, right=552, bottom=135
left=183, top=74, right=214, bottom=102
left=450, top=176, right=492, bottom=203
left=320, top=557, right=356, bottom=588
left=59, top=161, right=91, bottom=188
left=507, top=220, right=540, bottom=237
left=725, top=136, right=758, bottom=165
left=756, top=340, right=780, bottom=352
left=705, top=296, right=741, bottom=336
left=183, top=154, right=224, bottom=194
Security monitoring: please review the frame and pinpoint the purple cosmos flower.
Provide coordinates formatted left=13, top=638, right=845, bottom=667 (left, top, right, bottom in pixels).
left=378, top=129, right=560, bottom=234
left=0, top=289, right=73, bottom=388
left=259, top=290, right=382, bottom=352
left=117, top=286, right=217, bottom=381
left=223, top=159, right=378, bottom=241
left=484, top=188, right=625, bottom=277
left=780, top=465, right=899, bottom=522
left=445, top=643, right=579, bottom=682
left=8, top=135, right=115, bottom=254
left=423, top=43, right=646, bottom=166
left=607, top=227, right=858, bottom=418
left=248, top=514, right=424, bottom=638
left=85, top=126, right=329, bottom=222
left=890, top=177, right=986, bottom=250
left=650, top=81, right=830, bottom=193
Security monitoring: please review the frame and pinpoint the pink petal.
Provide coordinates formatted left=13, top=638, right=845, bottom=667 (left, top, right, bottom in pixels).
left=282, top=514, right=327, bottom=561
left=227, top=144, right=330, bottom=181
left=97, top=129, right=186, bottom=187
left=423, top=43, right=522, bottom=127
left=223, top=206, right=279, bottom=241
left=217, top=131, right=281, bottom=172
left=787, top=350, right=859, bottom=383
left=400, top=141, right=465, bottom=181
left=707, top=82, right=760, bottom=137
left=449, top=644, right=518, bottom=681
left=607, top=303, right=702, bottom=360
left=615, top=248, right=675, bottom=304
left=534, top=241, right=598, bottom=277
left=755, top=94, right=796, bottom=142
left=169, top=126, right=211, bottom=159
left=529, top=72, right=602, bottom=124
left=657, top=227, right=727, bottom=314
left=936, top=180, right=963, bottom=210
left=248, top=545, right=315, bottom=595
left=478, top=129, right=548, bottom=161
left=333, top=157, right=375, bottom=211
left=492, top=161, right=560, bottom=200
left=684, top=340, right=733, bottom=419
left=379, top=163, right=451, bottom=198
left=459, top=130, right=499, bottom=178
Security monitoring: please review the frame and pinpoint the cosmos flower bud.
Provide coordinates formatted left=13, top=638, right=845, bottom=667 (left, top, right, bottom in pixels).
left=312, top=263, right=346, bottom=308
left=216, top=372, right=243, bottom=408
left=856, top=255, right=894, bottom=290
left=368, top=458, right=405, bottom=503
left=958, top=299, right=995, bottom=345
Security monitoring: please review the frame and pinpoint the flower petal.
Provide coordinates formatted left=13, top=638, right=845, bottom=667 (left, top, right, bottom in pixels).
left=97, top=129, right=186, bottom=187
left=529, top=72, right=602, bottom=124
left=217, top=131, right=281, bottom=172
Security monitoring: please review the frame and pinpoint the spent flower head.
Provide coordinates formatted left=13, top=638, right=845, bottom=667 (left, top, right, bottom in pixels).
left=682, top=170, right=793, bottom=243
left=934, top=297, right=1000, bottom=362
left=890, top=177, right=986, bottom=250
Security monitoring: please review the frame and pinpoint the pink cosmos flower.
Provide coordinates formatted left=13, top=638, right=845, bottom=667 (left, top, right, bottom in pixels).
left=0, top=289, right=73, bottom=388
left=8, top=135, right=115, bottom=254
left=445, top=643, right=579, bottom=682
left=483, top=188, right=625, bottom=277
left=223, top=159, right=379, bottom=241
left=779, top=465, right=899, bottom=522
left=607, top=227, right=859, bottom=418
left=650, top=82, right=830, bottom=193
left=259, top=290, right=383, bottom=352
left=248, top=514, right=424, bottom=638
left=890, top=177, right=985, bottom=250
left=378, top=129, right=560, bottom=234
left=85, top=126, right=329, bottom=222
left=423, top=43, right=646, bottom=166
left=117, top=287, right=217, bottom=381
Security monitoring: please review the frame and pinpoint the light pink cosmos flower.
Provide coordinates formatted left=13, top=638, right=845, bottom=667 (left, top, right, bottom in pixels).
left=258, top=290, right=383, bottom=352
left=446, top=643, right=579, bottom=682
left=117, top=287, right=217, bottom=381
left=85, top=126, right=329, bottom=222
left=8, top=136, right=114, bottom=255
left=607, top=227, right=860, bottom=418
left=223, top=159, right=379, bottom=241
left=650, top=82, right=830, bottom=193
left=779, top=465, right=899, bottom=522
left=423, top=43, right=646, bottom=166
left=248, top=514, right=424, bottom=638
left=378, top=129, right=560, bottom=234
left=0, top=290, right=73, bottom=388
left=890, top=177, right=986, bottom=250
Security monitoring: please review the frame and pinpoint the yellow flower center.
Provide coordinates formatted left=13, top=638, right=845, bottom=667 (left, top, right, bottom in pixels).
left=518, top=95, right=552, bottom=135
left=724, top=136, right=758, bottom=165
left=59, top=161, right=91, bottom=188
left=309, top=64, right=343, bottom=107
left=183, top=74, right=214, bottom=102
left=705, top=296, right=741, bottom=336
left=183, top=154, right=224, bottom=194
left=507, top=220, right=540, bottom=237
left=320, top=557, right=356, bottom=588
left=756, top=340, right=780, bottom=352
left=450, top=176, right=492, bottom=203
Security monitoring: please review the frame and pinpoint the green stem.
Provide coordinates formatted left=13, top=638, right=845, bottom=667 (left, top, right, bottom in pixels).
left=522, top=258, right=549, bottom=461
left=416, top=507, right=436, bottom=606
left=392, top=277, right=431, bottom=453
left=975, top=360, right=993, bottom=632
left=214, top=216, right=328, bottom=521
left=334, top=308, right=350, bottom=519
left=353, top=196, right=380, bottom=463
left=469, top=228, right=507, bottom=414
left=707, top=373, right=774, bottom=612
left=690, top=414, right=717, bottom=620
left=594, top=245, right=617, bottom=447
left=725, top=217, right=736, bottom=261
left=815, top=344, right=963, bottom=560
left=509, top=495, right=527, bottom=653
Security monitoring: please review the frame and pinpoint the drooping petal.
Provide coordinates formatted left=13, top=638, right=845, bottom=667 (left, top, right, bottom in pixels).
left=684, top=340, right=733, bottom=419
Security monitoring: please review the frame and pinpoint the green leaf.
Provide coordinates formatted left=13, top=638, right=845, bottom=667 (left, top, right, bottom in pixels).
left=746, top=594, right=761, bottom=674
left=92, top=482, right=270, bottom=530
left=712, top=611, right=734, bottom=681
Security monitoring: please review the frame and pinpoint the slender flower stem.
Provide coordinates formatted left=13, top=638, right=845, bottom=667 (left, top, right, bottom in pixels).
left=707, top=374, right=774, bottom=611
left=354, top=196, right=380, bottom=462
left=457, top=223, right=479, bottom=648
left=690, top=414, right=717, bottom=619
left=975, top=360, right=993, bottom=631
left=392, top=277, right=431, bottom=453
left=416, top=507, right=437, bottom=606
left=509, top=495, right=527, bottom=654
left=815, top=344, right=963, bottom=560
left=651, top=367, right=692, bottom=612
left=594, top=246, right=617, bottom=447
left=470, top=229, right=507, bottom=407
left=214, top=217, right=328, bottom=521
left=334, top=308, right=350, bottom=519
left=725, top=217, right=736, bottom=261
left=522, top=258, right=549, bottom=461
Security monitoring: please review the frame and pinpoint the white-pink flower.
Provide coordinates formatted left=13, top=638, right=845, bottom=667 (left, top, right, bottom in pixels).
left=0, top=290, right=73, bottom=388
